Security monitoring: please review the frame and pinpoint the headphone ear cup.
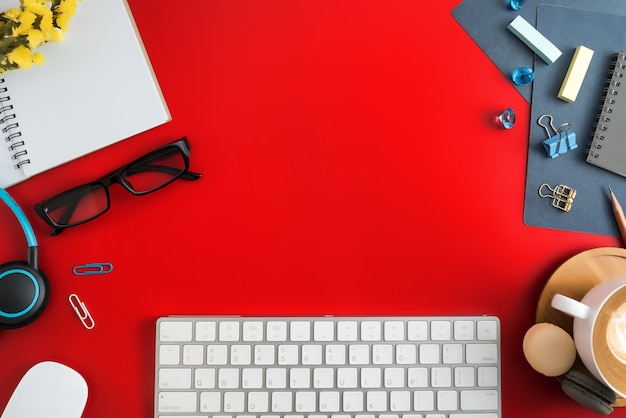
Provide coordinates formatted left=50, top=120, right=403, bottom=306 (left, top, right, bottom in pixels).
left=0, top=261, right=49, bottom=329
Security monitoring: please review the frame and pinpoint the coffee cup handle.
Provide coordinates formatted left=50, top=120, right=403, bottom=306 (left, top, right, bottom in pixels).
left=551, top=294, right=593, bottom=319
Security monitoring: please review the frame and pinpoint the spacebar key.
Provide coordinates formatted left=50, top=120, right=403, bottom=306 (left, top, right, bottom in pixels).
left=460, top=390, right=498, bottom=411
left=158, top=392, right=197, bottom=413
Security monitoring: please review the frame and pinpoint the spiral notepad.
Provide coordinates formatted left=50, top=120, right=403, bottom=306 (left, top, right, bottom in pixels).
left=587, top=51, right=626, bottom=177
left=0, top=0, right=170, bottom=189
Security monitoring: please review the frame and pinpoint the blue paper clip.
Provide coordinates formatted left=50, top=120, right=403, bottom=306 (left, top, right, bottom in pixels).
left=73, top=262, right=113, bottom=276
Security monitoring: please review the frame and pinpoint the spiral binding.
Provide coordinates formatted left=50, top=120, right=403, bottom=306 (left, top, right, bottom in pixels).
left=0, top=78, right=28, bottom=169
left=587, top=52, right=626, bottom=160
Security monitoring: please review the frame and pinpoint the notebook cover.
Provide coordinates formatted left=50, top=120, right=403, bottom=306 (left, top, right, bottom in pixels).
left=0, top=0, right=170, bottom=188
left=523, top=5, right=626, bottom=237
left=586, top=52, right=626, bottom=177
left=451, top=0, right=626, bottom=103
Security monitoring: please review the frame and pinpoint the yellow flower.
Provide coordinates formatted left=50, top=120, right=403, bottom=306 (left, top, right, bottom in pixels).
left=0, top=0, right=82, bottom=73
left=27, top=2, right=52, bottom=16
left=27, top=28, right=43, bottom=48
left=55, top=13, right=70, bottom=32
left=14, top=10, right=36, bottom=35
left=18, top=9, right=36, bottom=26
left=58, top=0, right=78, bottom=16
left=43, top=26, right=63, bottom=42
left=3, top=8, right=21, bottom=22
left=32, top=51, right=44, bottom=66
left=38, top=9, right=53, bottom=32
left=7, top=45, right=33, bottom=69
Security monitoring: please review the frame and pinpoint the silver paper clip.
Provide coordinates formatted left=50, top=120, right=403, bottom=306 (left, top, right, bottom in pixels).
left=73, top=262, right=113, bottom=276
left=68, top=294, right=95, bottom=330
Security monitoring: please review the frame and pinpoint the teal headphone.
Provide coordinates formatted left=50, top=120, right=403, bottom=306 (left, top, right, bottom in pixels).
left=0, top=187, right=49, bottom=328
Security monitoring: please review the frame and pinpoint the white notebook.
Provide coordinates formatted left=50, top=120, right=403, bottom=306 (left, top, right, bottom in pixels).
left=0, top=0, right=170, bottom=188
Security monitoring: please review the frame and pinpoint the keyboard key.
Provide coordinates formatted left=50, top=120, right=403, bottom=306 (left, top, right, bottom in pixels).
left=407, top=321, right=428, bottom=341
left=413, top=390, right=435, bottom=411
left=219, top=321, right=240, bottom=341
left=361, top=367, right=382, bottom=388
left=196, top=321, right=216, bottom=341
left=396, top=344, right=416, bottom=364
left=390, top=390, right=410, bottom=411
left=243, top=321, right=264, bottom=341
left=267, top=321, right=288, bottom=341
left=454, top=320, right=475, bottom=341
left=290, top=321, right=311, bottom=341
left=372, top=344, right=393, bottom=364
left=279, top=345, right=299, bottom=365
left=337, top=321, right=358, bottom=341
left=325, top=345, right=346, bottom=365
left=158, top=391, right=197, bottom=413
left=302, top=344, right=323, bottom=365
left=255, top=345, right=275, bottom=365
left=159, top=345, right=180, bottom=365
left=200, top=392, right=220, bottom=412
left=319, top=391, right=340, bottom=411
left=159, top=368, right=192, bottom=389
left=207, top=345, right=228, bottom=365
left=460, top=390, right=499, bottom=411
left=361, top=321, right=382, bottom=341
left=314, top=321, right=334, bottom=341
left=466, top=344, right=498, bottom=364
left=160, top=321, right=193, bottom=342
left=242, top=368, right=263, bottom=388
left=231, top=344, right=252, bottom=365
left=478, top=367, right=499, bottom=387
left=195, top=368, right=215, bottom=388
left=419, top=344, right=440, bottom=364
left=477, top=320, right=498, bottom=341
left=431, top=320, right=452, bottom=340
left=343, top=391, right=364, bottom=412
left=183, top=344, right=204, bottom=365
left=384, top=321, right=405, bottom=341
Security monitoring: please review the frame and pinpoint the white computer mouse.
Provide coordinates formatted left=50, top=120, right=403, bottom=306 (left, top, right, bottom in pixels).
left=1, top=361, right=88, bottom=418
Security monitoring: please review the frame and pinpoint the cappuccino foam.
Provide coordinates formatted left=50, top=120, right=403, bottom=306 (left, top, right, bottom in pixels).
left=593, top=287, right=626, bottom=396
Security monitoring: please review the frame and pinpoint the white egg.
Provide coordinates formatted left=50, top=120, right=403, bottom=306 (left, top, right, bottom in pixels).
left=523, top=322, right=577, bottom=377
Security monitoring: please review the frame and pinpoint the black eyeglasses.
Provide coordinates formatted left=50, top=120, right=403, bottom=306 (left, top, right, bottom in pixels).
left=34, top=137, right=201, bottom=236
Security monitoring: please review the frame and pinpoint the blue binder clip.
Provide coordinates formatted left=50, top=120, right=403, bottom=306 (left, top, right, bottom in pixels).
left=538, top=114, right=577, bottom=158
left=73, top=262, right=113, bottom=275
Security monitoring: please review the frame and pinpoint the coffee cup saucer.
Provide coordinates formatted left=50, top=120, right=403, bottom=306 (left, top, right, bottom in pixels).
left=536, top=246, right=626, bottom=406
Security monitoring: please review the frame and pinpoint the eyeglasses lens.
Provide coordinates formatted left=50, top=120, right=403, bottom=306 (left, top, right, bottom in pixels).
left=122, top=146, right=186, bottom=194
left=46, top=183, right=109, bottom=227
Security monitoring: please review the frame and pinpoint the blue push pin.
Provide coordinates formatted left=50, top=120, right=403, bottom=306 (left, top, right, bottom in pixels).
left=538, top=114, right=577, bottom=158
left=498, top=108, right=516, bottom=129
left=510, top=0, right=526, bottom=10
left=512, top=66, right=534, bottom=85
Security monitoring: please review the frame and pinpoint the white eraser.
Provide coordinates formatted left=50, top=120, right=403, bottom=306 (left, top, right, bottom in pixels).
left=558, top=45, right=594, bottom=103
left=507, top=15, right=562, bottom=65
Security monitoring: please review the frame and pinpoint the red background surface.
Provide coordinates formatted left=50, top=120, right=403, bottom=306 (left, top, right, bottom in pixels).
left=0, top=0, right=622, bottom=417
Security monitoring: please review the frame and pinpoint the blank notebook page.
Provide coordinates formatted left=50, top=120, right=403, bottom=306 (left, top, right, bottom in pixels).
left=0, top=0, right=170, bottom=188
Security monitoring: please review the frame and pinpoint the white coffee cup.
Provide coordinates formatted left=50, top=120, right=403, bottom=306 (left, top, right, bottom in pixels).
left=551, top=277, right=626, bottom=398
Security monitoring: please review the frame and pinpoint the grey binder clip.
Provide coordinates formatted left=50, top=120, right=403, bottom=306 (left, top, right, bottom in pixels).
left=539, top=183, right=577, bottom=212
left=538, top=114, right=577, bottom=158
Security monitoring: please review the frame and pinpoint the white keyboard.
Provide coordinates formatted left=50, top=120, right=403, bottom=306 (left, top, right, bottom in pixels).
left=154, top=316, right=501, bottom=418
